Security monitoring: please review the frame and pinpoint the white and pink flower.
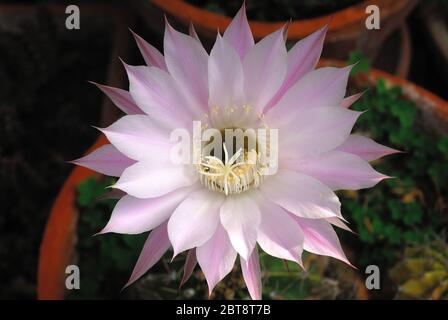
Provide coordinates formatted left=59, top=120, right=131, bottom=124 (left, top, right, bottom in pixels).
left=73, top=4, right=398, bottom=299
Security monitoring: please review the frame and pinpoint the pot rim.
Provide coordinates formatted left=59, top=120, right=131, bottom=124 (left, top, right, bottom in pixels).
left=151, top=0, right=415, bottom=39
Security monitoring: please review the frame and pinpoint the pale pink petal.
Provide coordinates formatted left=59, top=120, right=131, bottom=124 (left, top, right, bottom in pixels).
left=326, top=217, right=354, bottom=233
left=286, top=151, right=388, bottom=190
left=124, top=222, right=170, bottom=288
left=70, top=144, right=135, bottom=177
left=208, top=35, right=245, bottom=111
left=240, top=249, right=262, bottom=300
left=90, top=82, right=144, bottom=115
left=275, top=107, right=362, bottom=157
left=164, top=20, right=209, bottom=111
left=257, top=198, right=304, bottom=263
left=122, top=63, right=197, bottom=129
left=189, top=22, right=201, bottom=43
left=130, top=30, right=167, bottom=71
left=267, top=66, right=352, bottom=119
left=180, top=249, right=198, bottom=287
left=114, top=162, right=197, bottom=199
left=265, top=26, right=327, bottom=112
left=223, top=3, right=254, bottom=60
left=100, top=186, right=195, bottom=234
left=335, top=134, right=401, bottom=161
left=220, top=193, right=261, bottom=260
left=243, top=28, right=287, bottom=113
left=197, top=223, right=237, bottom=294
left=340, top=92, right=364, bottom=109
left=292, top=216, right=352, bottom=265
left=99, top=114, right=171, bottom=161
left=260, top=169, right=342, bottom=220
left=168, top=189, right=225, bottom=256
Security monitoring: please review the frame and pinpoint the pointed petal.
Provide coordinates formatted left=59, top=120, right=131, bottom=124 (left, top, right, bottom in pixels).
left=220, top=193, right=261, bottom=260
left=208, top=35, right=245, bottom=110
left=261, top=170, right=342, bottom=220
left=240, top=249, right=262, bottom=300
left=189, top=22, right=201, bottom=43
left=90, top=82, right=143, bottom=115
left=180, top=249, right=198, bottom=287
left=268, top=66, right=352, bottom=119
left=257, top=198, right=304, bottom=263
left=326, top=217, right=354, bottom=233
left=164, top=21, right=209, bottom=111
left=99, top=114, right=172, bottom=161
left=124, top=222, right=170, bottom=288
left=168, top=189, right=224, bottom=256
left=223, top=3, right=254, bottom=60
left=275, top=107, right=362, bottom=157
left=130, top=30, right=167, bottom=71
left=265, top=26, right=327, bottom=112
left=100, top=186, right=194, bottom=234
left=287, top=151, right=388, bottom=190
left=122, top=63, right=197, bottom=129
left=243, top=28, right=287, bottom=113
left=197, top=223, right=237, bottom=294
left=114, top=161, right=197, bottom=199
left=292, top=216, right=352, bottom=265
left=335, top=134, right=401, bottom=161
left=71, top=144, right=135, bottom=177
left=340, top=92, right=364, bottom=109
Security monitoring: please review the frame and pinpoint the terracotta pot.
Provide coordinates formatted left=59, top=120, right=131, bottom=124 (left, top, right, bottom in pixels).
left=140, top=0, right=417, bottom=60
left=37, top=58, right=448, bottom=299
left=35, top=4, right=133, bottom=299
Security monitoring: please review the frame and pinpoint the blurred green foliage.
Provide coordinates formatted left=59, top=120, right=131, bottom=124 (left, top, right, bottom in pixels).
left=389, top=239, right=448, bottom=299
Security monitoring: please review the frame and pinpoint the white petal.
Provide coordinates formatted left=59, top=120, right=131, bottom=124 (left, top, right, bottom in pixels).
left=261, top=169, right=342, bottom=220
left=220, top=193, right=261, bottom=259
left=168, top=189, right=224, bottom=256
left=197, top=223, right=237, bottom=294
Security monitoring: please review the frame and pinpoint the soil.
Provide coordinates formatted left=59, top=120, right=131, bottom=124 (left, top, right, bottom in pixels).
left=0, top=7, right=112, bottom=298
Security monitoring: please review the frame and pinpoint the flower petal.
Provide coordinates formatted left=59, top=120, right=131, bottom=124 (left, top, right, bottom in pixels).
left=189, top=22, right=201, bottom=43
left=257, top=198, right=304, bottom=263
left=265, top=26, right=327, bottom=112
left=223, top=3, right=254, bottom=60
left=276, top=107, right=362, bottom=158
left=340, top=92, right=364, bottom=109
left=240, top=248, right=262, bottom=300
left=90, top=82, right=144, bottom=115
left=123, top=63, right=197, bottom=129
left=130, top=30, right=167, bottom=71
left=291, top=216, right=352, bottom=265
left=208, top=35, right=245, bottom=112
left=261, top=169, right=342, bottom=220
left=335, top=134, right=401, bottom=161
left=180, top=249, right=198, bottom=287
left=220, top=193, right=261, bottom=260
left=100, top=114, right=172, bottom=162
left=168, top=189, right=224, bottom=257
left=124, top=221, right=170, bottom=288
left=243, top=28, right=287, bottom=113
left=71, top=144, right=135, bottom=177
left=114, top=161, right=197, bottom=199
left=100, top=186, right=195, bottom=234
left=267, top=66, right=352, bottom=120
left=197, top=223, right=237, bottom=294
left=286, top=151, right=388, bottom=190
left=164, top=20, right=209, bottom=112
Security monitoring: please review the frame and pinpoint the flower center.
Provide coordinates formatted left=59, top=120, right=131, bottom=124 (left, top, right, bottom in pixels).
left=197, top=142, right=266, bottom=195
